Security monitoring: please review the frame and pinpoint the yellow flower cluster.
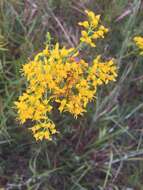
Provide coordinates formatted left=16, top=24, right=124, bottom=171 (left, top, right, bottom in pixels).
left=79, top=10, right=108, bottom=47
left=134, top=36, right=143, bottom=55
left=15, top=10, right=117, bottom=141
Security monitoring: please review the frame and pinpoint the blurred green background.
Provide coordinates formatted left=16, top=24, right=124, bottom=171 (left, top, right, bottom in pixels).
left=0, top=0, right=143, bottom=189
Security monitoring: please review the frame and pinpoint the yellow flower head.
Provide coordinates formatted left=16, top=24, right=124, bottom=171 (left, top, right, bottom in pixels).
left=30, top=122, right=57, bottom=141
left=78, top=10, right=108, bottom=47
left=134, top=36, right=143, bottom=55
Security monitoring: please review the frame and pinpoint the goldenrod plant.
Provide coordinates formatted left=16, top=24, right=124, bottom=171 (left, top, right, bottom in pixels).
left=14, top=10, right=117, bottom=141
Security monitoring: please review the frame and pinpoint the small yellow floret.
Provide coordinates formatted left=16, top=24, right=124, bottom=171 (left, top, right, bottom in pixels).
left=134, top=36, right=143, bottom=55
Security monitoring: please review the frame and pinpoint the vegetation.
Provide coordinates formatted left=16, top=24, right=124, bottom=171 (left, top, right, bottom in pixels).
left=0, top=0, right=143, bottom=189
